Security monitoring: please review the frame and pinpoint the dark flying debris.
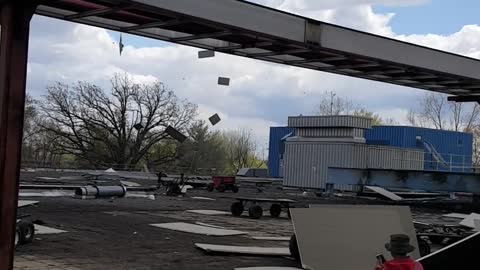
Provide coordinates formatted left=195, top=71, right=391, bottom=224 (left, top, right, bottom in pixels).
left=218, top=77, right=230, bottom=86
left=165, top=126, right=187, bottom=143
left=198, top=50, right=215, bottom=58
left=133, top=123, right=143, bottom=130
left=208, top=113, right=221, bottom=126
left=119, top=33, right=124, bottom=55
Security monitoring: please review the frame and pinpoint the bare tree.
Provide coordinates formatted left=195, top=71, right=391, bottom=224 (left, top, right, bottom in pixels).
left=223, top=129, right=259, bottom=172
left=409, top=92, right=480, bottom=131
left=36, top=74, right=197, bottom=168
left=316, top=91, right=388, bottom=125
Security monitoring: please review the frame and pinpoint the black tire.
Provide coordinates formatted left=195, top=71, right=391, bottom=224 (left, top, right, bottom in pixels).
left=248, top=205, right=263, bottom=219
left=270, top=204, right=282, bottom=218
left=207, top=184, right=214, bottom=192
left=230, top=202, right=244, bottom=216
left=217, top=185, right=226, bottom=192
left=289, top=234, right=301, bottom=262
left=232, top=185, right=239, bottom=193
left=14, top=225, right=21, bottom=248
left=428, top=235, right=444, bottom=245
left=418, top=238, right=431, bottom=257
left=18, top=220, right=35, bottom=245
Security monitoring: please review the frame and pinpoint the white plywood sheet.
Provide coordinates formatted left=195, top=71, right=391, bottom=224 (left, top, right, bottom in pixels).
left=459, top=213, right=480, bottom=229
left=18, top=200, right=39, bottom=208
left=365, top=186, right=403, bottom=201
left=35, top=225, right=68, bottom=235
left=195, top=243, right=290, bottom=256
left=187, top=210, right=229, bottom=215
left=293, top=205, right=419, bottom=270
left=195, top=222, right=225, bottom=229
left=443, top=213, right=469, bottom=219
left=251, top=236, right=290, bottom=241
left=235, top=266, right=302, bottom=270
left=150, top=222, right=247, bottom=236
left=191, top=196, right=216, bottom=201
left=120, top=180, right=140, bottom=187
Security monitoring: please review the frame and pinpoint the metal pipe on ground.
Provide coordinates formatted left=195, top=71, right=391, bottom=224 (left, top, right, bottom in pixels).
left=75, top=185, right=127, bottom=198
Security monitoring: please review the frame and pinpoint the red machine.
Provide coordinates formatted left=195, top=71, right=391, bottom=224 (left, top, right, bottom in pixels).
left=207, top=176, right=239, bottom=193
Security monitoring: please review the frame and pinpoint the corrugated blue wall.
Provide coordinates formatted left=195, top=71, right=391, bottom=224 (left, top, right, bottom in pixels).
left=268, top=127, right=295, bottom=178
left=365, top=126, right=473, bottom=172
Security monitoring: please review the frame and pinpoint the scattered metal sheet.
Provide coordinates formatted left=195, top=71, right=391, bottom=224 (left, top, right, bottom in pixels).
left=195, top=243, right=290, bottom=256
left=150, top=222, right=247, bottom=236
left=165, top=125, right=187, bottom=143
left=35, top=225, right=68, bottom=235
left=459, top=213, right=480, bottom=229
left=235, top=266, right=302, bottom=270
left=191, top=196, right=216, bottom=201
left=443, top=213, right=469, bottom=219
left=120, top=180, right=140, bottom=187
left=365, top=186, right=403, bottom=201
left=187, top=210, right=230, bottom=215
left=418, top=231, right=480, bottom=270
left=218, top=77, right=230, bottom=86
left=208, top=113, right=221, bottom=126
left=198, top=50, right=215, bottom=58
left=18, top=200, right=39, bottom=208
left=294, top=205, right=419, bottom=270
left=195, top=222, right=225, bottom=229
left=251, top=236, right=290, bottom=241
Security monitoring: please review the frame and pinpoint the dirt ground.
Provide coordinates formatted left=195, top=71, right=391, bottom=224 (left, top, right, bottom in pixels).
left=13, top=171, right=458, bottom=270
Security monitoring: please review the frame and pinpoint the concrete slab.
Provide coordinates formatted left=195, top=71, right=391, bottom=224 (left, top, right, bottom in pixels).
left=443, top=213, right=469, bottom=219
left=459, top=213, right=480, bottom=229
left=186, top=210, right=230, bottom=215
left=35, top=225, right=68, bottom=235
left=293, top=205, right=419, bottom=270
left=150, top=222, right=247, bottom=236
left=195, top=243, right=290, bottom=256
left=365, top=186, right=403, bottom=201
left=18, top=200, right=39, bottom=208
left=251, top=236, right=290, bottom=241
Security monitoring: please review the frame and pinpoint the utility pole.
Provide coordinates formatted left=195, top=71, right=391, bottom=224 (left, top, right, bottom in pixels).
left=330, top=91, right=336, bottom=115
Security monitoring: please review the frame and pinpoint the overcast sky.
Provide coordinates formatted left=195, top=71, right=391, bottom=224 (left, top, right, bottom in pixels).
left=27, top=0, right=480, bottom=150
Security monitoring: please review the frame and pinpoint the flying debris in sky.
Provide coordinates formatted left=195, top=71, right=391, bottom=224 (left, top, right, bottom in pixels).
left=119, top=33, right=125, bottom=55
left=208, top=113, right=221, bottom=126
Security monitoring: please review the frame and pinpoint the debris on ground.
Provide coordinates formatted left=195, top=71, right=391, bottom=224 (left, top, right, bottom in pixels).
left=195, top=243, right=290, bottom=256
left=150, top=222, right=247, bottom=236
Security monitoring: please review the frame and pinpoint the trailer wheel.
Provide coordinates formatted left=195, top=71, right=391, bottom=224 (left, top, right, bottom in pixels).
left=14, top=226, right=21, bottom=248
left=418, top=238, right=431, bottom=257
left=270, top=204, right=282, bottom=218
left=18, top=220, right=35, bottom=245
left=248, top=205, right=263, bottom=219
left=207, top=184, right=214, bottom=192
left=231, top=202, right=244, bottom=216
left=289, top=234, right=301, bottom=262
left=232, top=185, right=239, bottom=193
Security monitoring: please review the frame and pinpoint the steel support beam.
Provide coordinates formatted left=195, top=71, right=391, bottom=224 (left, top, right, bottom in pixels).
left=170, top=30, right=231, bottom=42
left=64, top=3, right=131, bottom=20
left=122, top=18, right=187, bottom=32
left=0, top=1, right=37, bottom=269
left=448, top=95, right=480, bottom=103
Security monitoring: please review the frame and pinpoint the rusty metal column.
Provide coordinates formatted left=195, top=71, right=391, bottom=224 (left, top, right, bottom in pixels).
left=0, top=2, right=37, bottom=269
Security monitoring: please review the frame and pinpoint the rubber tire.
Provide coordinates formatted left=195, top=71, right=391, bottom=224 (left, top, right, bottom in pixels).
left=248, top=205, right=263, bottom=219
left=270, top=204, right=282, bottom=218
left=230, top=202, right=244, bottom=216
left=217, top=185, right=226, bottom=192
left=232, top=185, right=239, bottom=193
left=207, top=184, right=214, bottom=192
left=418, top=238, right=431, bottom=257
left=289, top=234, right=301, bottom=262
left=14, top=225, right=21, bottom=248
left=18, top=220, right=35, bottom=245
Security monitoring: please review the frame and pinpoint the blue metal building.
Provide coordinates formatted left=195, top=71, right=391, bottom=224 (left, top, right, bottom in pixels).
left=268, top=127, right=295, bottom=178
left=365, top=126, right=473, bottom=172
